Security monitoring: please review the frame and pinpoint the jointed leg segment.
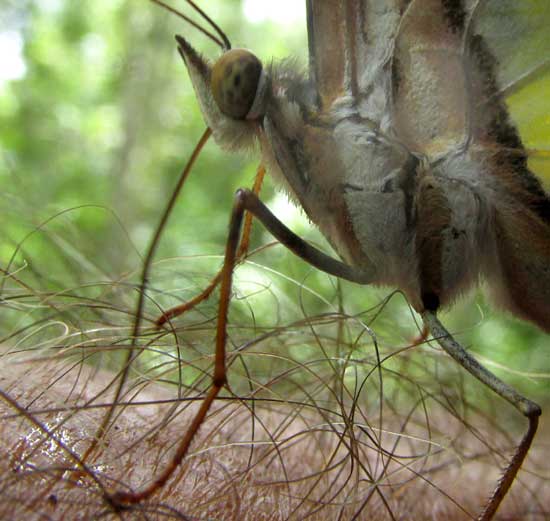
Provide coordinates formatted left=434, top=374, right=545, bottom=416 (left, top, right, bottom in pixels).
left=156, top=165, right=266, bottom=327
left=110, top=188, right=373, bottom=506
left=422, top=310, right=541, bottom=521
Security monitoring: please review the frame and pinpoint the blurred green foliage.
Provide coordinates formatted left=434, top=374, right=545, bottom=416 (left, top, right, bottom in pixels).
left=0, top=1, right=306, bottom=270
left=0, top=1, right=549, bottom=401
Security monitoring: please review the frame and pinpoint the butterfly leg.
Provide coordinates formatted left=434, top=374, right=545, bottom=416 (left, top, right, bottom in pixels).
left=422, top=310, right=541, bottom=521
left=109, top=188, right=374, bottom=507
left=410, top=322, right=429, bottom=346
left=155, top=164, right=266, bottom=327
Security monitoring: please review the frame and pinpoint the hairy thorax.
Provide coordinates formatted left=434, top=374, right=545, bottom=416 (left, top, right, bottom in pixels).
left=261, top=69, right=490, bottom=312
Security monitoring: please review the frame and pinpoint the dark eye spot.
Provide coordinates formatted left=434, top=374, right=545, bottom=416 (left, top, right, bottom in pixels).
left=234, top=73, right=241, bottom=87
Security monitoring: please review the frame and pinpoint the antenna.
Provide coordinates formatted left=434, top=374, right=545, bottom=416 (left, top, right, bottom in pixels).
left=151, top=0, right=232, bottom=50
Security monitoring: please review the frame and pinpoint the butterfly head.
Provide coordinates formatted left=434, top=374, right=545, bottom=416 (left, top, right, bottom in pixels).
left=210, top=48, right=264, bottom=120
left=175, top=35, right=267, bottom=149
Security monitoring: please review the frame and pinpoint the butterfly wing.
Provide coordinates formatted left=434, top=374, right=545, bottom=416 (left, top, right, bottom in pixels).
left=476, top=0, right=550, bottom=182
left=475, top=0, right=550, bottom=96
left=306, top=0, right=407, bottom=111
left=306, top=0, right=351, bottom=109
left=306, top=1, right=550, bottom=156
left=471, top=0, right=550, bottom=330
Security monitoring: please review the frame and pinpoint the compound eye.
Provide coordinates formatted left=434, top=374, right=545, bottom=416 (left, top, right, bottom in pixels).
left=211, top=49, right=262, bottom=120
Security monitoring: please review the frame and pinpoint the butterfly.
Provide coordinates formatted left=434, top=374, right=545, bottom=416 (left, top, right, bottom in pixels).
left=109, top=1, right=550, bottom=519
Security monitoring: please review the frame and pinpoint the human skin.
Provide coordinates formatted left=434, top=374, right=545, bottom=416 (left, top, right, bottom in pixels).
left=1, top=355, right=547, bottom=521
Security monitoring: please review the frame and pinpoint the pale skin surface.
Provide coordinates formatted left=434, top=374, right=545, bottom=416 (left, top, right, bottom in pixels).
left=1, top=343, right=548, bottom=520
